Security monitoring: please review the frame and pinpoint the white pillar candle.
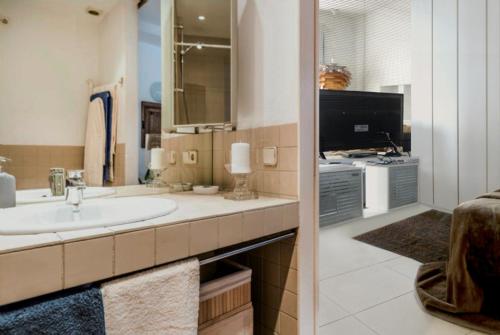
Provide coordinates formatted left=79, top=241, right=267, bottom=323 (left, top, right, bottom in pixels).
left=150, top=148, right=165, bottom=170
left=231, top=143, right=251, bottom=174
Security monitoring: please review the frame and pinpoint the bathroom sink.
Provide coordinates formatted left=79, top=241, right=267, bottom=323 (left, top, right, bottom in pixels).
left=16, top=187, right=116, bottom=204
left=0, top=197, right=177, bottom=235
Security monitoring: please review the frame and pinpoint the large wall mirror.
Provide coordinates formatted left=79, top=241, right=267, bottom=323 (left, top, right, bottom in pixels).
left=0, top=0, right=236, bottom=194
left=164, top=0, right=236, bottom=128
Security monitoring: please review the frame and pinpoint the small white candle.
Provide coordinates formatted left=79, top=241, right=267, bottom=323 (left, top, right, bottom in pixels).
left=150, top=148, right=165, bottom=170
left=231, top=143, right=251, bottom=174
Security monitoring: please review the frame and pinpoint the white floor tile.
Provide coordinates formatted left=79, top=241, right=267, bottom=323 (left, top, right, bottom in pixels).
left=320, top=316, right=377, bottom=335
left=382, top=256, right=422, bottom=280
left=357, top=292, right=471, bottom=335
left=321, top=264, right=414, bottom=313
left=319, top=236, right=400, bottom=280
left=319, top=294, right=349, bottom=327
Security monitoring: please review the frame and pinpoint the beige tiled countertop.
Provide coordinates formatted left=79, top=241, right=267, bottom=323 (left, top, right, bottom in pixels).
left=0, top=185, right=299, bottom=306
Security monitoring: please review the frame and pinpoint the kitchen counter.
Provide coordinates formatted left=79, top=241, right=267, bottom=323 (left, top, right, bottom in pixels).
left=0, top=185, right=299, bottom=306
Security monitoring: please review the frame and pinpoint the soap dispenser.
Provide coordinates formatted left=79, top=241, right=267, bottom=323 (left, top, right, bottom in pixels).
left=0, top=156, right=15, bottom=208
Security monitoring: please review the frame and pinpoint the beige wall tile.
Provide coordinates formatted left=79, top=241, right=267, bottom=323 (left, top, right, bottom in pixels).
left=261, top=242, right=281, bottom=264
left=263, top=260, right=280, bottom=287
left=262, top=306, right=280, bottom=333
left=264, top=206, right=284, bottom=235
left=263, top=283, right=282, bottom=310
left=218, top=214, right=243, bottom=248
left=280, top=242, right=298, bottom=270
left=260, top=126, right=280, bottom=149
left=280, top=290, right=298, bottom=318
left=242, top=209, right=266, bottom=241
left=278, top=147, right=297, bottom=171
left=279, top=311, right=297, bottom=335
left=264, top=171, right=280, bottom=194
left=64, top=237, right=113, bottom=288
left=156, top=223, right=190, bottom=264
left=279, top=123, right=298, bottom=148
left=279, top=171, right=298, bottom=197
left=282, top=203, right=299, bottom=230
left=190, top=218, right=218, bottom=255
left=213, top=131, right=224, bottom=150
left=280, top=266, right=298, bottom=294
left=0, top=246, right=63, bottom=305
left=114, top=229, right=155, bottom=275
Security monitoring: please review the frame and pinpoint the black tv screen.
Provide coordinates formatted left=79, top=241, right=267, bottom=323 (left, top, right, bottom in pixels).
left=319, top=90, right=403, bottom=152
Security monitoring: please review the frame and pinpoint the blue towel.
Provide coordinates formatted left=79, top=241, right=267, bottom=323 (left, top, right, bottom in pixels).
left=0, top=285, right=105, bottom=335
left=90, top=91, right=113, bottom=182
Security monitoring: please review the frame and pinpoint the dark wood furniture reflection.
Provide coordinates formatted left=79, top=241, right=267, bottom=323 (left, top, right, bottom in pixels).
left=141, top=101, right=162, bottom=148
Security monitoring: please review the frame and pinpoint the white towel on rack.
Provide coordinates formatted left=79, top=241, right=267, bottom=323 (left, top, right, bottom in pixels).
left=91, top=82, right=120, bottom=182
left=101, top=258, right=200, bottom=335
left=84, top=98, right=106, bottom=186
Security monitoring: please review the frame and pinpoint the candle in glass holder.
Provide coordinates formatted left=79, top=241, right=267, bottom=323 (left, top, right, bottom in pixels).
left=231, top=143, right=251, bottom=174
left=150, top=148, right=165, bottom=170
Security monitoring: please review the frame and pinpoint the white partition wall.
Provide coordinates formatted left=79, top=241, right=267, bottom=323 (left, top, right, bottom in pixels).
left=432, top=0, right=458, bottom=210
left=411, top=0, right=434, bottom=206
left=412, top=0, right=500, bottom=210
left=458, top=0, right=487, bottom=203
left=487, top=0, right=500, bottom=192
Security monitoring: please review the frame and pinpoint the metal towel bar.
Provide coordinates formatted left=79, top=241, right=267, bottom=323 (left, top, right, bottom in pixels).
left=199, top=231, right=296, bottom=266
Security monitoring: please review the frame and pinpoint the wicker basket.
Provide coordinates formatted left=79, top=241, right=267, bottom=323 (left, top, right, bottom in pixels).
left=199, top=260, right=252, bottom=327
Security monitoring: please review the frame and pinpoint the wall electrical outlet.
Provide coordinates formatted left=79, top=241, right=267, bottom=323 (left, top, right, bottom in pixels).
left=263, top=146, right=278, bottom=166
left=182, top=150, right=198, bottom=165
left=168, top=151, right=177, bottom=165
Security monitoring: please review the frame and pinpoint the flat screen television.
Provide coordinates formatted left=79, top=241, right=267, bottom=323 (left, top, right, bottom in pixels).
left=319, top=90, right=403, bottom=153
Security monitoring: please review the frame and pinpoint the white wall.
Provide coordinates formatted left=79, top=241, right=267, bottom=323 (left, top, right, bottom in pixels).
left=412, top=0, right=500, bottom=210
left=236, top=0, right=300, bottom=129
left=0, top=1, right=100, bottom=145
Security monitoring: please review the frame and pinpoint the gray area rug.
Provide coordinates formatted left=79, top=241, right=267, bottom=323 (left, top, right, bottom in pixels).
left=354, top=210, right=451, bottom=263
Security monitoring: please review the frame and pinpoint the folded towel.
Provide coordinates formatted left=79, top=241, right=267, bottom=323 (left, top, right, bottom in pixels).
left=101, top=258, right=200, bottom=335
left=0, top=285, right=105, bottom=335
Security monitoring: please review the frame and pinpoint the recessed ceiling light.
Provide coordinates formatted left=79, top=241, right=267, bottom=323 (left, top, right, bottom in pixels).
left=196, top=43, right=203, bottom=50
left=197, top=15, right=206, bottom=21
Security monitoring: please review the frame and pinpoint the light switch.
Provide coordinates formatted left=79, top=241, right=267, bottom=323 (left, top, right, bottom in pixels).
left=168, top=151, right=177, bottom=165
left=182, top=150, right=198, bottom=165
left=263, top=146, right=278, bottom=166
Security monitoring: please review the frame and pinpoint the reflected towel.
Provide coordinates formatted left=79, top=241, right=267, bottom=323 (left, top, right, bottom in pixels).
left=101, top=258, right=200, bottom=335
left=84, top=98, right=106, bottom=186
left=0, top=285, right=105, bottom=335
left=90, top=91, right=113, bottom=182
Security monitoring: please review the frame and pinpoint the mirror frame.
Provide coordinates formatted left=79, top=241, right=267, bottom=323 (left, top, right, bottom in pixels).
left=162, top=0, right=238, bottom=131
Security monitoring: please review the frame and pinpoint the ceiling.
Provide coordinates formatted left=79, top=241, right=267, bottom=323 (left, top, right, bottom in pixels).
left=26, top=0, right=121, bottom=18
left=175, top=0, right=230, bottom=39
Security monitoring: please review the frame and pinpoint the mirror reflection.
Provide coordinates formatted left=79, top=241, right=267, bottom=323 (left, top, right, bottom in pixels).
left=173, top=0, right=232, bottom=126
left=0, top=0, right=232, bottom=195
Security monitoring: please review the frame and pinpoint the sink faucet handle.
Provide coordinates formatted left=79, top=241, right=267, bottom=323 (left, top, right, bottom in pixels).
left=66, top=170, right=86, bottom=213
left=66, top=170, right=86, bottom=187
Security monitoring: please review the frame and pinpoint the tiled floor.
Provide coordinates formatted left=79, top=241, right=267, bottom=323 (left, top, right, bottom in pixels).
left=319, top=204, right=485, bottom=335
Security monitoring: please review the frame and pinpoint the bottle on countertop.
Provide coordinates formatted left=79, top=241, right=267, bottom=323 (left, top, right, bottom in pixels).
left=0, top=156, right=16, bottom=208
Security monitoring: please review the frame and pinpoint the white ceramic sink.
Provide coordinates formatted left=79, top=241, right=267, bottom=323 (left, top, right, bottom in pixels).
left=16, top=187, right=116, bottom=205
left=0, top=197, right=177, bottom=235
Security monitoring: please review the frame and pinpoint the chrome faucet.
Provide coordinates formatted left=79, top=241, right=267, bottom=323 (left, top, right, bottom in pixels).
left=66, top=170, right=86, bottom=213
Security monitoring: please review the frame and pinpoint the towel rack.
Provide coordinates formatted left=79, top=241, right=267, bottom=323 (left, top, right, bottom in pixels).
left=199, top=231, right=296, bottom=266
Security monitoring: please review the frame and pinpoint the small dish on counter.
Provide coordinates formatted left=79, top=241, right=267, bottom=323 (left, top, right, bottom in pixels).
left=193, top=185, right=219, bottom=195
